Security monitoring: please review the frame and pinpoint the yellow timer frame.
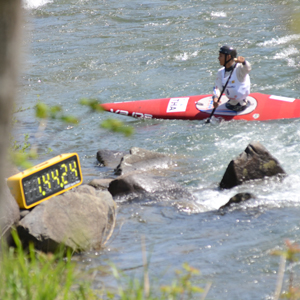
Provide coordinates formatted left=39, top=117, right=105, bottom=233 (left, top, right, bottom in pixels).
left=7, top=153, right=83, bottom=209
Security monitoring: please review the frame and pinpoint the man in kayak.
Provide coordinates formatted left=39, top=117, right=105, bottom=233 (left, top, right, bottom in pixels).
left=212, top=45, right=251, bottom=112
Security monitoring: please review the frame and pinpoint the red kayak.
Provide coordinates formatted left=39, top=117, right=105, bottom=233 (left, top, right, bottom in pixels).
left=100, top=93, right=300, bottom=121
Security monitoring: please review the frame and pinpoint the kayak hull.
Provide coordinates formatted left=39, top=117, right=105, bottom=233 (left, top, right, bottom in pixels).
left=100, top=93, right=300, bottom=121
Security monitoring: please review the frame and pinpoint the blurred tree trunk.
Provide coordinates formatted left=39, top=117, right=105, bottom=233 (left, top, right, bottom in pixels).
left=0, top=0, right=22, bottom=228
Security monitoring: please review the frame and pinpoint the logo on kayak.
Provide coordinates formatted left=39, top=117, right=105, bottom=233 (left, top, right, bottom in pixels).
left=110, top=109, right=152, bottom=119
left=167, top=97, right=189, bottom=113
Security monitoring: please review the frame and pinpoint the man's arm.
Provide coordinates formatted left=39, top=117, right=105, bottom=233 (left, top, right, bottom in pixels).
left=234, top=56, right=251, bottom=82
left=212, top=69, right=223, bottom=107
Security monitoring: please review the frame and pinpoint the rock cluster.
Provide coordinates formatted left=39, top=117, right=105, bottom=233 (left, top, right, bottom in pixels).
left=1, top=142, right=286, bottom=252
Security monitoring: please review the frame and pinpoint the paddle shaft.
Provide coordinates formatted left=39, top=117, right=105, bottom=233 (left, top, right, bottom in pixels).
left=206, top=63, right=237, bottom=123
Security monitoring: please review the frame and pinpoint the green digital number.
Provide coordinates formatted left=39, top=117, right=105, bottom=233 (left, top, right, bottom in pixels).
left=38, top=177, right=43, bottom=195
left=69, top=161, right=78, bottom=178
left=42, top=173, right=51, bottom=195
left=51, top=169, right=60, bottom=188
left=60, top=163, right=68, bottom=186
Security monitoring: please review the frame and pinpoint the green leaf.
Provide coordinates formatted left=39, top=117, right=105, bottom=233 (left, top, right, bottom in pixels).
left=101, top=118, right=134, bottom=137
left=79, top=98, right=104, bottom=112
left=35, top=102, right=48, bottom=119
left=60, top=115, right=79, bottom=124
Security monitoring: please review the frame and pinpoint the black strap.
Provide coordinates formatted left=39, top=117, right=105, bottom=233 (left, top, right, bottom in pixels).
left=223, top=54, right=232, bottom=67
left=206, top=63, right=237, bottom=124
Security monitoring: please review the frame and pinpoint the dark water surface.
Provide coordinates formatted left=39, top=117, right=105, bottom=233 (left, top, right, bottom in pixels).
left=16, top=0, right=300, bottom=298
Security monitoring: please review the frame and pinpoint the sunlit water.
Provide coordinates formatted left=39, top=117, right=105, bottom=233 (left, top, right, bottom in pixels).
left=15, top=0, right=300, bottom=298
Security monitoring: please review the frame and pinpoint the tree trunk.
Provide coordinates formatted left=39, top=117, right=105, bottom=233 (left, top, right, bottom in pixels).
left=0, top=0, right=22, bottom=229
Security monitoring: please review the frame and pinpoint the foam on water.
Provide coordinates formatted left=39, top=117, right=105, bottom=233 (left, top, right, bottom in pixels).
left=274, top=46, right=299, bottom=66
left=211, top=11, right=227, bottom=18
left=23, top=0, right=52, bottom=9
left=258, top=34, right=300, bottom=47
left=174, top=51, right=199, bottom=61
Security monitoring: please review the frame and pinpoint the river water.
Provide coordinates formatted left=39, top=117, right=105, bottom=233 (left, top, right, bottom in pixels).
left=15, top=0, right=300, bottom=299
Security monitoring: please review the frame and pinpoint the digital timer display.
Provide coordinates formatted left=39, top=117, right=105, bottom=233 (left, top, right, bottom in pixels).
left=7, top=153, right=83, bottom=209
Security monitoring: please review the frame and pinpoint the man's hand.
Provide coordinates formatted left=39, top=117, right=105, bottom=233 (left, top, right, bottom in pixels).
left=213, top=96, right=219, bottom=108
left=234, top=56, right=245, bottom=64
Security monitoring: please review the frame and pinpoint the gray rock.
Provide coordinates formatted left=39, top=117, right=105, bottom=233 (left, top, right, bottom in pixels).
left=17, top=185, right=116, bottom=253
left=219, top=192, right=255, bottom=210
left=71, top=184, right=98, bottom=195
left=108, top=172, right=193, bottom=202
left=88, top=178, right=113, bottom=190
left=220, top=141, right=286, bottom=189
left=115, top=147, right=172, bottom=175
left=97, top=149, right=128, bottom=168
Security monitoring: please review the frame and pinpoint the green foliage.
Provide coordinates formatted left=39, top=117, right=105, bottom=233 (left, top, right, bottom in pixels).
left=13, top=104, right=30, bottom=114
left=0, top=231, right=208, bottom=300
left=35, top=98, right=134, bottom=137
left=10, top=134, right=37, bottom=169
left=160, top=263, right=204, bottom=299
left=101, top=118, right=134, bottom=137
left=35, top=101, right=79, bottom=124
left=80, top=98, right=134, bottom=137
left=10, top=151, right=37, bottom=170
left=272, top=240, right=300, bottom=263
left=106, top=263, right=206, bottom=300
left=0, top=230, right=99, bottom=300
left=10, top=96, right=134, bottom=169
left=79, top=98, right=105, bottom=112
left=272, top=240, right=300, bottom=300
left=10, top=100, right=79, bottom=169
left=11, top=134, right=31, bottom=153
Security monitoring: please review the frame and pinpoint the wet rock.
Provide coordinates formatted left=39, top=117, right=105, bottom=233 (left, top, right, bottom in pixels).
left=115, top=147, right=172, bottom=175
left=97, top=149, right=128, bottom=168
left=17, top=185, right=116, bottom=253
left=108, top=172, right=193, bottom=201
left=220, top=141, right=286, bottom=189
left=219, top=192, right=255, bottom=210
left=88, top=178, right=113, bottom=190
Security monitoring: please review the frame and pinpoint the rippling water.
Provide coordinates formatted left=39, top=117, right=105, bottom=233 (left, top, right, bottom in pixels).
left=16, top=0, right=300, bottom=298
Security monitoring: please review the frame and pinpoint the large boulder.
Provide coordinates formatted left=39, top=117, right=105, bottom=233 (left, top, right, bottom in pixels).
left=114, top=147, right=172, bottom=175
left=108, top=172, right=193, bottom=202
left=17, top=185, right=116, bottom=253
left=220, top=141, right=286, bottom=189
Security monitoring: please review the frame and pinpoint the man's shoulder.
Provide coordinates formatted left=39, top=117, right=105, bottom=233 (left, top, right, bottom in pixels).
left=217, top=66, right=225, bottom=74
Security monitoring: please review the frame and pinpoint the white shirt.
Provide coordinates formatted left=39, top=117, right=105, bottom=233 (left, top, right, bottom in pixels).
left=213, top=61, right=251, bottom=105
